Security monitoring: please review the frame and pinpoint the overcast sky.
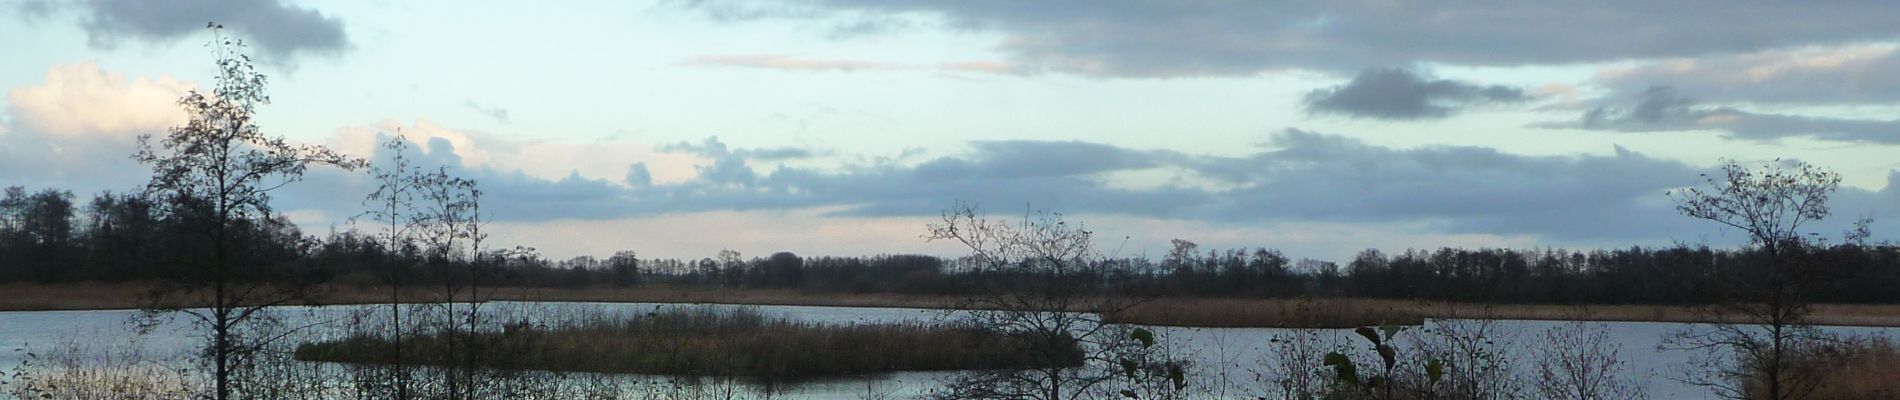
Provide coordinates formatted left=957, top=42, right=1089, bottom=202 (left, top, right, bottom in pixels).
left=2, top=0, right=1897, bottom=261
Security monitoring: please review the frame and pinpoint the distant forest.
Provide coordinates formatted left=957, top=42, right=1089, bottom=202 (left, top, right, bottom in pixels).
left=4, top=184, right=1898, bottom=305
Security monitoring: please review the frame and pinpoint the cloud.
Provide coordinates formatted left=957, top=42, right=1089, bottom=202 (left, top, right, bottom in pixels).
left=680, top=55, right=1033, bottom=77
left=660, top=136, right=819, bottom=161
left=680, top=54, right=912, bottom=72
left=292, top=128, right=1892, bottom=246
left=484, top=208, right=966, bottom=261
left=941, top=61, right=1023, bottom=75
left=463, top=100, right=510, bottom=123
left=625, top=163, right=653, bottom=188
left=6, top=62, right=192, bottom=139
left=295, top=128, right=1900, bottom=246
left=55, top=0, right=349, bottom=63
left=676, top=1, right=1900, bottom=77
left=7, top=94, right=1894, bottom=258
left=1303, top=67, right=1527, bottom=120
left=323, top=119, right=707, bottom=187
left=1546, top=86, right=1900, bottom=144
left=0, top=63, right=193, bottom=192
left=254, top=129, right=1900, bottom=259
left=1595, top=44, right=1900, bottom=105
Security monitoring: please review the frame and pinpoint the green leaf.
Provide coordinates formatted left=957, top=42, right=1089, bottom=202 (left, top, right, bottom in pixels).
left=1323, top=352, right=1359, bottom=386
left=1426, top=358, right=1445, bottom=385
left=1121, top=389, right=1139, bottom=398
left=1169, top=363, right=1187, bottom=390
left=1121, top=359, right=1140, bottom=379
left=1323, top=352, right=1351, bottom=368
left=1130, top=328, right=1156, bottom=348
left=1353, top=327, right=1381, bottom=346
left=1379, top=324, right=1403, bottom=341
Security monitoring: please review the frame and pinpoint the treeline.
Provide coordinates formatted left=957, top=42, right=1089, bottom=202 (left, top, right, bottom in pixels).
left=4, top=184, right=1898, bottom=305
left=0, top=187, right=309, bottom=283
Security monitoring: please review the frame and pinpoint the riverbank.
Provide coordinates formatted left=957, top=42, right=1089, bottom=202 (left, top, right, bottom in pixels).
left=8, top=282, right=1900, bottom=328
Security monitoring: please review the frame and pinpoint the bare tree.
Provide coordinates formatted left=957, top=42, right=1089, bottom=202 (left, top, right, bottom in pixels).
left=132, top=24, right=363, bottom=400
left=413, top=165, right=481, bottom=399
left=925, top=203, right=1185, bottom=400
left=1665, top=159, right=1842, bottom=400
left=1534, top=321, right=1645, bottom=400
left=360, top=132, right=421, bottom=399
left=358, top=134, right=487, bottom=399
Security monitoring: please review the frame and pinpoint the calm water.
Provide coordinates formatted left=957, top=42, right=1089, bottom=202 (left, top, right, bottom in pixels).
left=3, top=302, right=1897, bottom=399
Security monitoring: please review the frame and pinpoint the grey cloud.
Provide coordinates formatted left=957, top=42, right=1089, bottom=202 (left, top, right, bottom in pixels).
left=1549, top=86, right=1900, bottom=144
left=464, top=101, right=510, bottom=123
left=0, top=126, right=148, bottom=195
left=1713, top=113, right=1900, bottom=144
left=660, top=136, right=819, bottom=160
left=1596, top=46, right=1900, bottom=105
left=675, top=1, right=1900, bottom=77
left=60, top=0, right=349, bottom=63
left=1200, top=130, right=1703, bottom=238
left=16, top=126, right=1898, bottom=245
left=1304, top=67, right=1527, bottom=120
left=951, top=140, right=1156, bottom=178
left=625, top=163, right=653, bottom=188
left=8, top=0, right=58, bottom=20
left=312, top=132, right=1900, bottom=243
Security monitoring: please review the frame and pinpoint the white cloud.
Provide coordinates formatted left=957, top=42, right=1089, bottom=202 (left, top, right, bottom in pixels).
left=485, top=207, right=965, bottom=260
left=6, top=62, right=192, bottom=139
left=281, top=209, right=329, bottom=226
left=0, top=63, right=192, bottom=192
left=324, top=118, right=704, bottom=186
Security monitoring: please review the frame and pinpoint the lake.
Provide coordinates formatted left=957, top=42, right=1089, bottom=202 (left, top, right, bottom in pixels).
left=4, top=302, right=1896, bottom=399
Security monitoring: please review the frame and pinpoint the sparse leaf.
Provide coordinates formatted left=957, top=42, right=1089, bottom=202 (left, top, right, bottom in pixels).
left=1168, top=363, right=1187, bottom=390
left=1324, top=351, right=1359, bottom=386
left=1131, top=327, right=1156, bottom=348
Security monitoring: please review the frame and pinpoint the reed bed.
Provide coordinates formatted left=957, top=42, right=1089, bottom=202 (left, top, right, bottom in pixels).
left=293, top=305, right=1080, bottom=379
left=1746, top=337, right=1900, bottom=400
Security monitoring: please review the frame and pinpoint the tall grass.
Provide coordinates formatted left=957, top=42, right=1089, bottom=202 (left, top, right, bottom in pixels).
left=1746, top=337, right=1900, bottom=400
left=294, top=305, right=1080, bottom=379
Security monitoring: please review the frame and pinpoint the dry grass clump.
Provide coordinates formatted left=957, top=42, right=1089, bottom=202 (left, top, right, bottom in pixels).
left=3, top=336, right=199, bottom=400
left=1744, top=337, right=1900, bottom=400
left=294, top=305, right=1080, bottom=379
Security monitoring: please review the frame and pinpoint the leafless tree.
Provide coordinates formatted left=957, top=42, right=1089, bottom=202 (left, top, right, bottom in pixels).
left=132, top=24, right=363, bottom=400
left=414, top=165, right=481, bottom=398
left=1665, top=159, right=1842, bottom=400
left=924, top=203, right=1186, bottom=400
left=1412, top=318, right=1525, bottom=400
left=360, top=132, right=422, bottom=399
left=1533, top=320, right=1646, bottom=400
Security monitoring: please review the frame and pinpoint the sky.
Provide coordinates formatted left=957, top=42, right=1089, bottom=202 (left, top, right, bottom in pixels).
left=1, top=0, right=1897, bottom=262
